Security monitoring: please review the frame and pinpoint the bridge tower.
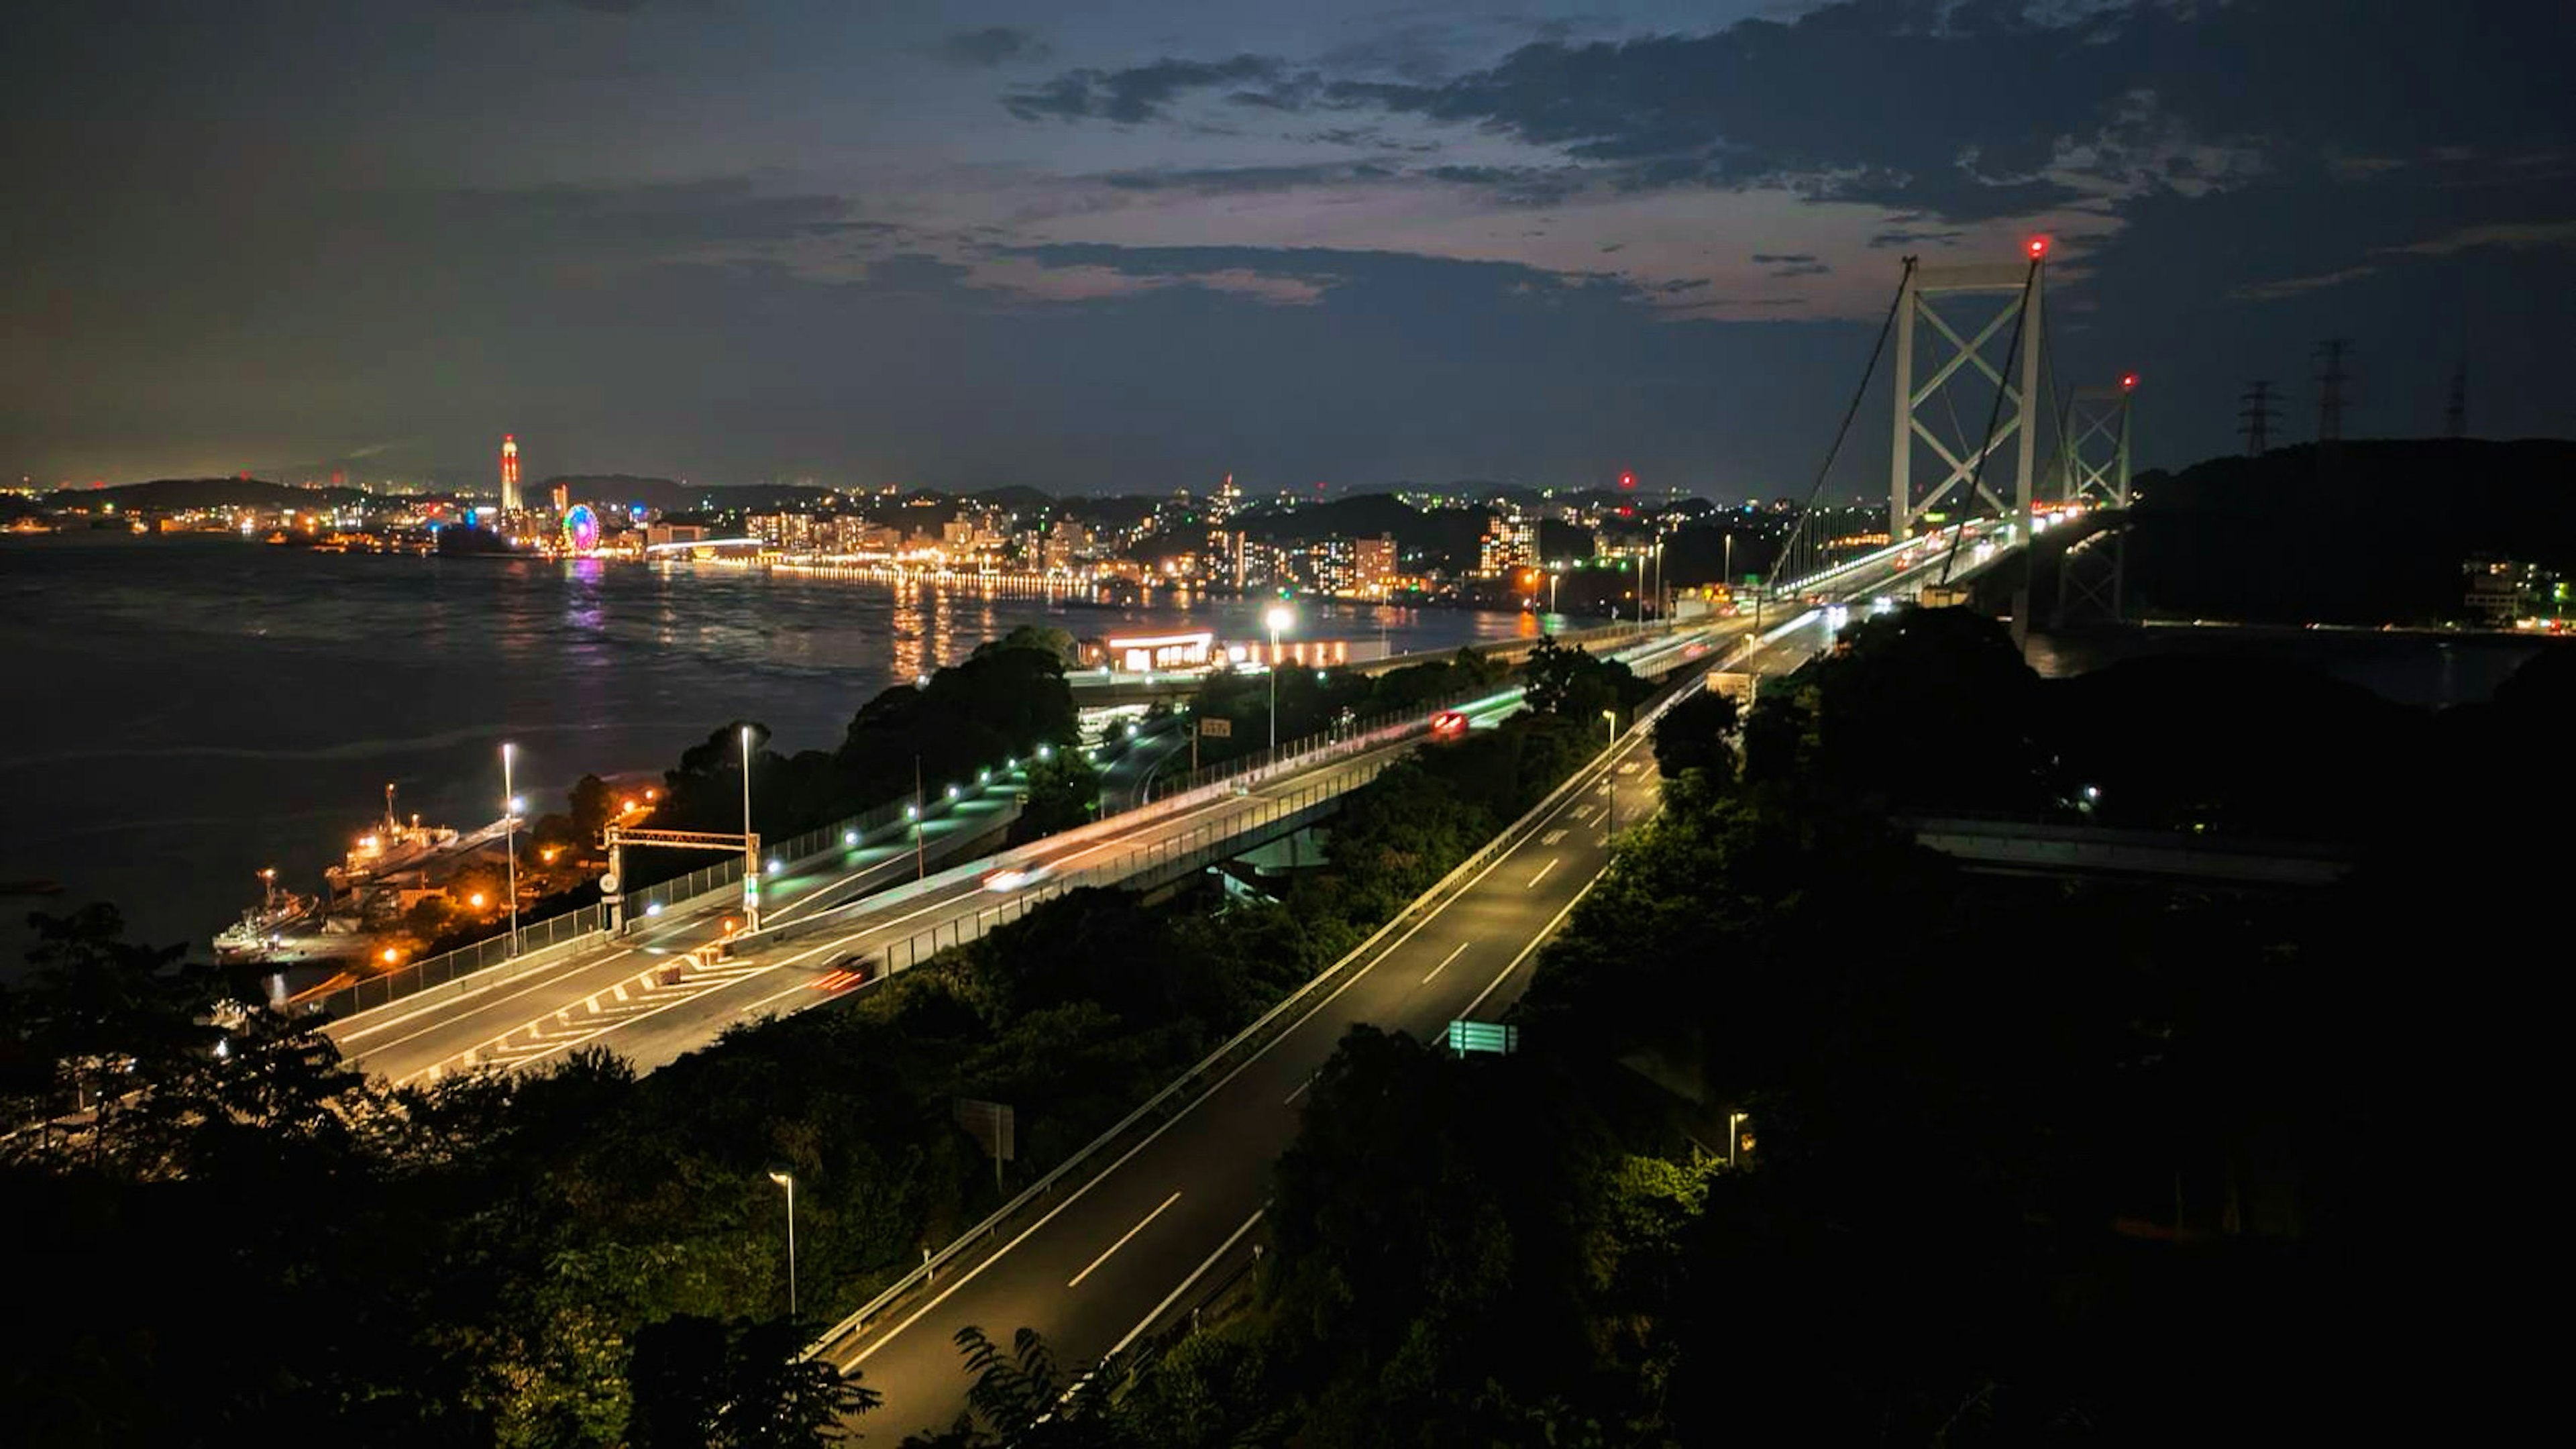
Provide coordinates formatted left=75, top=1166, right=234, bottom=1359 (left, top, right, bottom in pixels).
left=1888, top=241, right=2046, bottom=544
left=2051, top=374, right=2136, bottom=628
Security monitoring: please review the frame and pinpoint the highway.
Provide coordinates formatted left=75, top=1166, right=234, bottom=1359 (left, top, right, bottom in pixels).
left=810, top=539, right=1976, bottom=1435
left=331, top=626, right=1727, bottom=1084
left=822, top=708, right=1674, bottom=1440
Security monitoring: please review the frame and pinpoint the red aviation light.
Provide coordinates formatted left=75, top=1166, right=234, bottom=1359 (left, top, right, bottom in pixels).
left=2121, top=372, right=2138, bottom=390
left=2027, top=236, right=2049, bottom=259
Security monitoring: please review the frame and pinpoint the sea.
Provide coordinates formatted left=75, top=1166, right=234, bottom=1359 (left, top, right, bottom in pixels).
left=0, top=532, right=1536, bottom=963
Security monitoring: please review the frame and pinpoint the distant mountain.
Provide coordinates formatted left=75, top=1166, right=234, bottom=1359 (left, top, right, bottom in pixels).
left=1239, top=494, right=1489, bottom=572
left=40, top=478, right=371, bottom=511
left=2125, top=437, right=2576, bottom=625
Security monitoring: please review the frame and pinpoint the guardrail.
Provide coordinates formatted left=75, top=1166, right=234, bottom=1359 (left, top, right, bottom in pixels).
left=805, top=660, right=1717, bottom=1365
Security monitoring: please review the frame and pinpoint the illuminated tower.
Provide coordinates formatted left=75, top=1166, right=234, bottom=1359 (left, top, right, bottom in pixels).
left=500, top=434, right=523, bottom=512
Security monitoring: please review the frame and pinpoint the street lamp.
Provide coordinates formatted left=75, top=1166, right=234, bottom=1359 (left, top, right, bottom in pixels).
left=1264, top=603, right=1295, bottom=751
left=1601, top=709, right=1618, bottom=843
left=1548, top=567, right=1562, bottom=618
left=1728, top=1110, right=1751, bottom=1168
left=500, top=743, right=521, bottom=958
left=739, top=725, right=761, bottom=932
left=767, top=1169, right=797, bottom=1319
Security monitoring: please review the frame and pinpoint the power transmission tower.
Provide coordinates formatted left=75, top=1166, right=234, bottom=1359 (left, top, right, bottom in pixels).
left=2239, top=380, right=2278, bottom=456
left=2445, top=360, right=2467, bottom=438
left=2313, top=339, right=2352, bottom=443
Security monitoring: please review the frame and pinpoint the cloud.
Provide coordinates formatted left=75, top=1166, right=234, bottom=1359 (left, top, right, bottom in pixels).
left=1093, top=162, right=1393, bottom=194
left=1750, top=254, right=1815, bottom=265
left=1005, top=55, right=1283, bottom=123
left=2230, top=266, right=2380, bottom=302
left=942, top=27, right=1049, bottom=68
left=2230, top=218, right=2576, bottom=300
left=1870, top=227, right=1967, bottom=249
left=998, top=1, right=2576, bottom=225
left=2383, top=219, right=2576, bottom=257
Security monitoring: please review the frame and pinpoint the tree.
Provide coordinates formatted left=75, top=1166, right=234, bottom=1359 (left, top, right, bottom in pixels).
left=1650, top=688, right=1739, bottom=782
left=909, top=1326, right=1130, bottom=1448
left=1016, top=749, right=1101, bottom=841
left=1521, top=636, right=1642, bottom=723
left=568, top=773, right=617, bottom=843
left=629, top=1314, right=879, bottom=1448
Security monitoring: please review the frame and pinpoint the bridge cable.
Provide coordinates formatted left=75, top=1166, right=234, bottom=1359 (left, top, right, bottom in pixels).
left=1769, top=257, right=1913, bottom=596
left=1936, top=258, right=2041, bottom=587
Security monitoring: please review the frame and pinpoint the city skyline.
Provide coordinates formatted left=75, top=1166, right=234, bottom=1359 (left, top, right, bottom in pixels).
left=8, top=1, right=2572, bottom=490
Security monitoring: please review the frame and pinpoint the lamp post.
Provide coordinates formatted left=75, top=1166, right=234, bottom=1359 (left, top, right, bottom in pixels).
left=1265, top=603, right=1295, bottom=752
left=1548, top=568, right=1562, bottom=618
left=767, top=1169, right=797, bottom=1319
left=1601, top=708, right=1618, bottom=843
left=500, top=743, right=521, bottom=958
left=1727, top=1110, right=1750, bottom=1168
left=739, top=725, right=761, bottom=932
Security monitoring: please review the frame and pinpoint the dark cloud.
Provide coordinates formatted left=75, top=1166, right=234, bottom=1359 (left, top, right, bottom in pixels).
left=941, top=27, right=1048, bottom=68
left=1870, top=227, right=1967, bottom=249
left=1006, top=2, right=2576, bottom=223
left=1094, top=162, right=1388, bottom=194
left=1004, top=54, right=1281, bottom=123
left=1750, top=254, right=1816, bottom=265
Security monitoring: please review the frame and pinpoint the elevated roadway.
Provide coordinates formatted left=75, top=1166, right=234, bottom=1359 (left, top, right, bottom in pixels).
left=329, top=626, right=1729, bottom=1084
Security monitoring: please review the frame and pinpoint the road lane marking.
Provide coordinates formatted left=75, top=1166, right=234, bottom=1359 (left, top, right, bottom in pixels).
left=1460, top=877, right=1599, bottom=1020
left=1525, top=857, right=1558, bottom=890
left=1423, top=940, right=1469, bottom=984
left=1103, top=1208, right=1266, bottom=1361
left=843, top=739, right=1648, bottom=1364
left=1283, top=1076, right=1311, bottom=1106
left=335, top=947, right=641, bottom=1044
left=1541, top=828, right=1566, bottom=845
left=1067, top=1192, right=1183, bottom=1288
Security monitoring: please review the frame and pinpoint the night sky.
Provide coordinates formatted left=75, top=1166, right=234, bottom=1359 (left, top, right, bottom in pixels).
left=8, top=1, right=2572, bottom=496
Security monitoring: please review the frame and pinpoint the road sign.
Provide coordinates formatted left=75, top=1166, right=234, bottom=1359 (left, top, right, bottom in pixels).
left=1446, top=1019, right=1518, bottom=1056
left=1199, top=717, right=1232, bottom=738
left=954, top=1097, right=1017, bottom=1187
left=597, top=873, right=620, bottom=894
left=953, top=1097, right=1016, bottom=1162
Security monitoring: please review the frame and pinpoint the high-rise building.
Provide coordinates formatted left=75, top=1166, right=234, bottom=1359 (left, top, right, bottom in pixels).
left=1353, top=535, right=1397, bottom=598
left=550, top=482, right=570, bottom=516
left=1477, top=508, right=1534, bottom=578
left=499, top=434, right=522, bottom=512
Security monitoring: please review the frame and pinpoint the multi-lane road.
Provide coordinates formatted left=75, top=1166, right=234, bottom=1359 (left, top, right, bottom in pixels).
left=824, top=708, right=1676, bottom=1440
left=814, top=541, right=1984, bottom=1434
left=327, top=625, right=1731, bottom=1083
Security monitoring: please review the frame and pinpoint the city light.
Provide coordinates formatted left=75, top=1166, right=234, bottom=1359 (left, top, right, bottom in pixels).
left=380, top=947, right=400, bottom=964
left=844, top=830, right=859, bottom=845
left=2027, top=235, right=2049, bottom=258
left=468, top=892, right=486, bottom=908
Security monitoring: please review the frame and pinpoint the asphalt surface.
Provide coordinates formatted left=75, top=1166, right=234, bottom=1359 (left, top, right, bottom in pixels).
left=818, top=540, right=1982, bottom=1436
left=827, top=720, right=1670, bottom=1438
left=329, top=627, right=1731, bottom=1085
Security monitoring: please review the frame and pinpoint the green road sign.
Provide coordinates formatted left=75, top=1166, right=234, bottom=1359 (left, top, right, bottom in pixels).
left=1447, top=1019, right=1519, bottom=1055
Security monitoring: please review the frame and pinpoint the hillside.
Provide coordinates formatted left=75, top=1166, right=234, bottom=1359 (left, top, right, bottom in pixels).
left=2124, top=437, right=2576, bottom=625
left=40, top=478, right=372, bottom=511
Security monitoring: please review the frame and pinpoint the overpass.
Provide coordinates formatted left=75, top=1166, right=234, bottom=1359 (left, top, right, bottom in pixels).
left=797, top=568, right=1958, bottom=1438
left=322, top=621, right=1740, bottom=1084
